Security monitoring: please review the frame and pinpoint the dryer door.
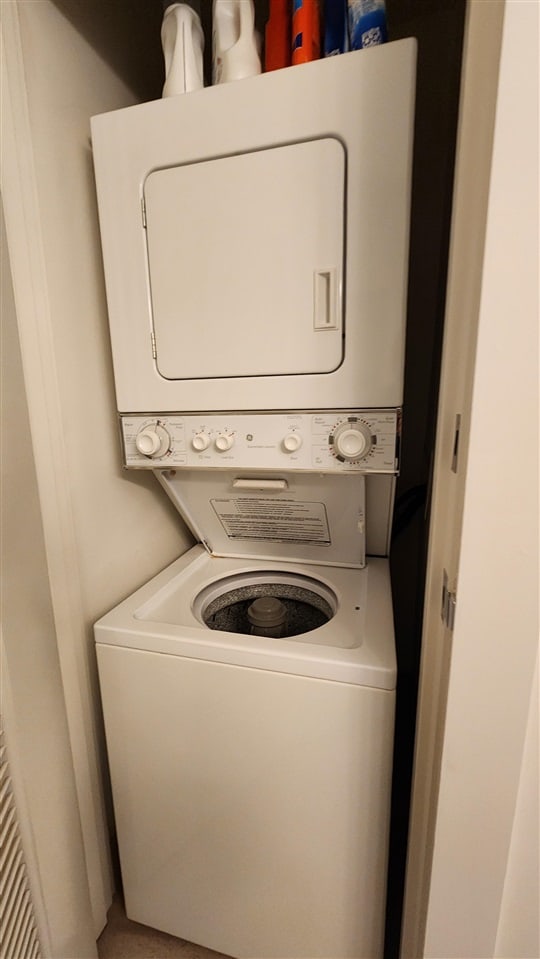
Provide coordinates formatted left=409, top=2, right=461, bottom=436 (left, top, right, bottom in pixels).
left=143, top=138, right=345, bottom=381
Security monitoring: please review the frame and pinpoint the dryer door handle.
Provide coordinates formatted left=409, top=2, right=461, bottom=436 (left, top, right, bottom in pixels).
left=314, top=268, right=338, bottom=330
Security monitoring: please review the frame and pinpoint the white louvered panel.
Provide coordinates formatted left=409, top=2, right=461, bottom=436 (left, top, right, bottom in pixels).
left=0, top=728, right=42, bottom=959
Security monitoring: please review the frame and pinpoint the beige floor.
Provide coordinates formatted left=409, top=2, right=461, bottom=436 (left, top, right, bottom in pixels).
left=97, top=896, right=232, bottom=959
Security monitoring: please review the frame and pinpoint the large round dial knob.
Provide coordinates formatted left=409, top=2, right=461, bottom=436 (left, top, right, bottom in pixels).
left=192, top=432, right=211, bottom=452
left=215, top=433, right=234, bottom=452
left=331, top=421, right=372, bottom=462
left=282, top=433, right=303, bottom=453
left=135, top=424, right=170, bottom=458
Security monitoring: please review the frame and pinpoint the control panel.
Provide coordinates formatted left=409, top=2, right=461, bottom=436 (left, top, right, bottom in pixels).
left=121, top=411, right=400, bottom=473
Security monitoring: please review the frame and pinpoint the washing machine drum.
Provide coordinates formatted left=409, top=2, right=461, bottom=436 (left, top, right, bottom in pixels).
left=195, top=572, right=336, bottom=639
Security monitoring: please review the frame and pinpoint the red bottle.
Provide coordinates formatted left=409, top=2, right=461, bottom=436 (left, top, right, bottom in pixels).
left=265, top=0, right=291, bottom=71
left=292, top=0, right=320, bottom=65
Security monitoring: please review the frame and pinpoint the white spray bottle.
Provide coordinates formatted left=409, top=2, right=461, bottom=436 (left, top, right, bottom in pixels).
left=212, top=0, right=261, bottom=84
left=161, top=1, right=205, bottom=96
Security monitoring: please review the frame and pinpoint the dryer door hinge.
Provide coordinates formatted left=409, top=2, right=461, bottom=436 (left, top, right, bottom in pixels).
left=151, top=331, right=157, bottom=359
left=441, top=569, right=457, bottom=631
left=141, top=196, right=147, bottom=228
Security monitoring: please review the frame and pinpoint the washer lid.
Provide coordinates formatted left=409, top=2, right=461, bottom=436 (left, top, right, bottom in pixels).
left=157, top=470, right=366, bottom=568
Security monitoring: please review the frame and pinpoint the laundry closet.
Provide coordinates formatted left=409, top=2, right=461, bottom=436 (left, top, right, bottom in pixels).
left=3, top=1, right=465, bottom=955
left=8, top=0, right=536, bottom=955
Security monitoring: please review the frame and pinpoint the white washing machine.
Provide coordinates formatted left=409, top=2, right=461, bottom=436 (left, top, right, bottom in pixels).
left=95, top=411, right=398, bottom=959
left=96, top=545, right=395, bottom=959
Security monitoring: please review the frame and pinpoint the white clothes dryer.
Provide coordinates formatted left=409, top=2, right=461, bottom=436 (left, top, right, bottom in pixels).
left=95, top=545, right=396, bottom=959
left=90, top=40, right=416, bottom=416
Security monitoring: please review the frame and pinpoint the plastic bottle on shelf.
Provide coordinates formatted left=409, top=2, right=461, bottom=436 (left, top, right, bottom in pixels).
left=347, top=0, right=387, bottom=50
left=324, top=0, right=349, bottom=57
left=265, top=0, right=291, bottom=72
left=291, top=0, right=320, bottom=65
left=213, top=0, right=261, bottom=84
left=161, top=1, right=205, bottom=96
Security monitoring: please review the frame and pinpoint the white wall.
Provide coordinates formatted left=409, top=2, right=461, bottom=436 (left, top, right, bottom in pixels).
left=422, top=1, right=539, bottom=955
left=1, top=0, right=192, bottom=936
left=1, top=201, right=97, bottom=959
left=494, top=656, right=539, bottom=958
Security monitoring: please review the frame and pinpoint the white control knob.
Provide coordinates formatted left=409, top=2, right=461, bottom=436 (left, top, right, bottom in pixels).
left=215, top=433, right=234, bottom=452
left=135, top=424, right=170, bottom=458
left=282, top=433, right=303, bottom=453
left=332, top=421, right=372, bottom=462
left=192, top=432, right=211, bottom=452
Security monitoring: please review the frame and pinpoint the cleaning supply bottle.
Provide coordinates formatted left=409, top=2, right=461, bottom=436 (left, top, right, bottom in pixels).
left=265, top=0, right=291, bottom=72
left=347, top=0, right=387, bottom=50
left=161, top=1, right=204, bottom=96
left=213, top=0, right=261, bottom=84
left=323, top=0, right=349, bottom=56
left=292, top=0, right=320, bottom=65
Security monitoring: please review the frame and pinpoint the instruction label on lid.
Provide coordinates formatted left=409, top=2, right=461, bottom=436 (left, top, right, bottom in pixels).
left=211, top=498, right=331, bottom=546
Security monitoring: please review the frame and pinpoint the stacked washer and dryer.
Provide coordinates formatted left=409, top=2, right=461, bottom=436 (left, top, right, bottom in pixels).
left=92, top=40, right=416, bottom=959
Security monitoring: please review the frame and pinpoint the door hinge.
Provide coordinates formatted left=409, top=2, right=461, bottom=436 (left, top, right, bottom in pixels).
left=451, top=413, right=462, bottom=473
left=151, top=331, right=157, bottom=359
left=441, top=569, right=457, bottom=631
left=141, top=196, right=147, bottom=228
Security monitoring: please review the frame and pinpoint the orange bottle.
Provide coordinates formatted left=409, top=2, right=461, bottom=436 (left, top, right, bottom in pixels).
left=265, top=0, right=291, bottom=71
left=292, top=0, right=320, bottom=65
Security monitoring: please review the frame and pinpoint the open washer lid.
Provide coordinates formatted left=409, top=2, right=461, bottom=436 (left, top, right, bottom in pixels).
left=156, top=470, right=366, bottom=569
